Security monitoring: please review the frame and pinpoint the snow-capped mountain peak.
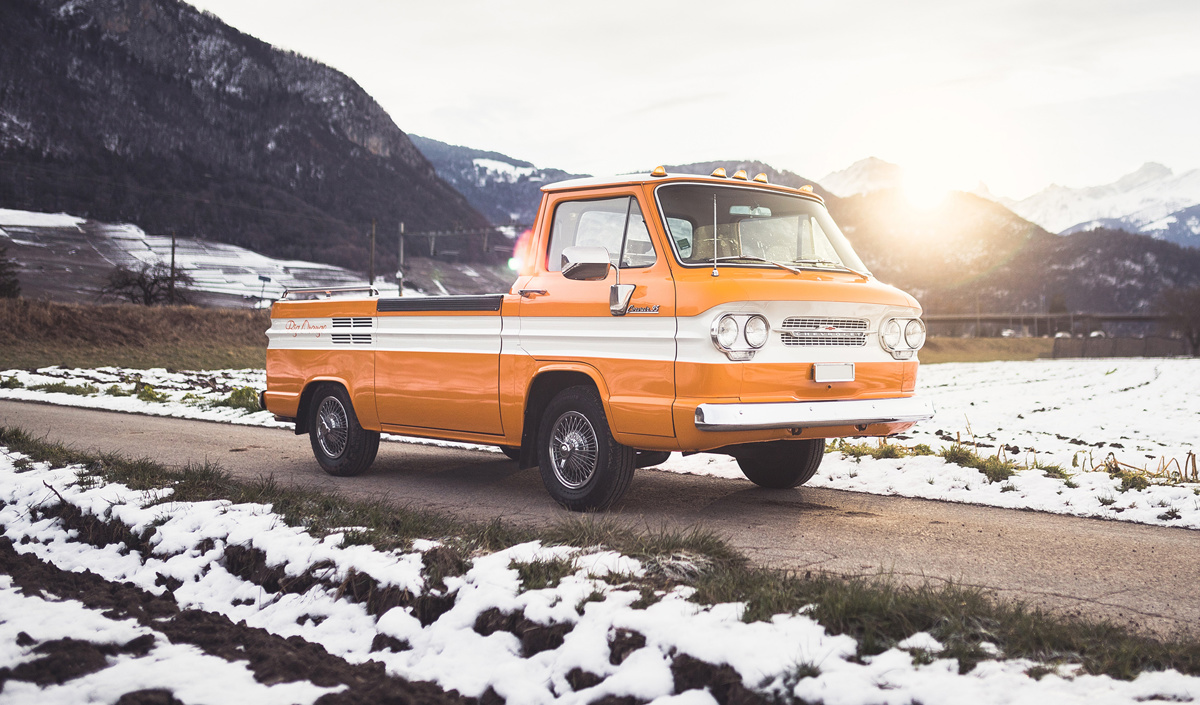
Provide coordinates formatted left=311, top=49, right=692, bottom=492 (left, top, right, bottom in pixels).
left=818, top=157, right=903, bottom=197
left=1004, top=162, right=1200, bottom=248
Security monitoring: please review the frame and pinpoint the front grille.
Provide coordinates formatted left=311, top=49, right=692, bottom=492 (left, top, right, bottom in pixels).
left=779, top=317, right=869, bottom=347
left=332, top=317, right=373, bottom=328
left=781, top=331, right=867, bottom=347
left=780, top=317, right=868, bottom=331
left=331, top=333, right=372, bottom=345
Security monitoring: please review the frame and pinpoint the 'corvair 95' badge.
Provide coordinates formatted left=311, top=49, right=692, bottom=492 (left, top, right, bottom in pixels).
left=627, top=304, right=660, bottom=314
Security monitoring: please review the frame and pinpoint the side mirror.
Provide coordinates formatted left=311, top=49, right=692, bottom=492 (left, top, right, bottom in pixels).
left=561, top=246, right=612, bottom=281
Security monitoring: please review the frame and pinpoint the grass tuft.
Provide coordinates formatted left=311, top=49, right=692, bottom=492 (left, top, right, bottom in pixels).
left=829, top=439, right=934, bottom=462
left=513, top=557, right=576, bottom=590
left=938, top=444, right=1018, bottom=483
left=211, top=386, right=260, bottom=413
left=28, top=381, right=98, bottom=396
left=135, top=383, right=168, bottom=403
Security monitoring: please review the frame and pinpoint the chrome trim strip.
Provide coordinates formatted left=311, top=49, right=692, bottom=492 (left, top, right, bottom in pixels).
left=694, top=396, right=934, bottom=431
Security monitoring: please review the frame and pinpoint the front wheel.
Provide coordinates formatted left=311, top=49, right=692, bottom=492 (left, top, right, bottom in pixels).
left=538, top=386, right=635, bottom=511
left=308, top=384, right=380, bottom=477
left=735, top=439, right=825, bottom=489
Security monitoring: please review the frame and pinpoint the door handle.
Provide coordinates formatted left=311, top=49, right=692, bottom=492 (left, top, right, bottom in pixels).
left=518, top=289, right=548, bottom=298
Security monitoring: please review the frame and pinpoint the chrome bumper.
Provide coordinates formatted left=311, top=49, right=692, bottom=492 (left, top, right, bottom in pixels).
left=694, top=396, right=934, bottom=432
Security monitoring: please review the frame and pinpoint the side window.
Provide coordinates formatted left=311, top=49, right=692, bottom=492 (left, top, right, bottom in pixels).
left=546, top=196, right=657, bottom=272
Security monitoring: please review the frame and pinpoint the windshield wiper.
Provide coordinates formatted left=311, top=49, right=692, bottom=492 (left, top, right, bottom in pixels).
left=712, top=255, right=803, bottom=274
left=792, top=259, right=871, bottom=279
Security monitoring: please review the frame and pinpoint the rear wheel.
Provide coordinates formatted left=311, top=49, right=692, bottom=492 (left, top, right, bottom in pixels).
left=538, top=386, right=634, bottom=511
left=308, top=384, right=380, bottom=477
left=735, top=439, right=825, bottom=489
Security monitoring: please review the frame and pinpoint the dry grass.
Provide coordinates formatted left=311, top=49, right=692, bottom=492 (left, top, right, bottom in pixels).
left=0, top=299, right=268, bottom=370
left=920, top=337, right=1055, bottom=364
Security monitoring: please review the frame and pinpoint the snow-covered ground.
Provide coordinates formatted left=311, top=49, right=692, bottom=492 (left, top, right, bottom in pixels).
left=1, top=358, right=1197, bottom=530
left=4, top=451, right=1199, bottom=705
left=0, top=207, right=399, bottom=306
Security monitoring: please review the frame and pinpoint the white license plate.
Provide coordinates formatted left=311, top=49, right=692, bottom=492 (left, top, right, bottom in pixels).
left=813, top=362, right=855, bottom=383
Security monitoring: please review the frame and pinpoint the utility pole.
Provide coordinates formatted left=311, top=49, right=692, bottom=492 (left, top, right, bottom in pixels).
left=169, top=230, right=176, bottom=305
left=369, top=219, right=376, bottom=286
left=397, top=221, right=405, bottom=296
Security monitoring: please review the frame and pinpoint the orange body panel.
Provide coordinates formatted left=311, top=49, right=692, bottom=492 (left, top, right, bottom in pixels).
left=375, top=350, right=502, bottom=435
left=264, top=348, right=378, bottom=429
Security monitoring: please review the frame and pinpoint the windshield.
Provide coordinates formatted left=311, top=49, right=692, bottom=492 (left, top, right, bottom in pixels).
left=654, top=183, right=870, bottom=274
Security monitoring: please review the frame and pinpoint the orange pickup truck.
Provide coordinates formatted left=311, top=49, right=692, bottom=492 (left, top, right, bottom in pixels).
left=263, top=167, right=933, bottom=510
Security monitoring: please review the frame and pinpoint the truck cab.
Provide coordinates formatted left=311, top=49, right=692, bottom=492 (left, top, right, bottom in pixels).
left=264, top=167, right=933, bottom=510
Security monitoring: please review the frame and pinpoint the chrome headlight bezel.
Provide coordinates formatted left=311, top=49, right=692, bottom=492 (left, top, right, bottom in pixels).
left=880, top=316, right=926, bottom=360
left=904, top=318, right=927, bottom=349
left=711, top=313, right=769, bottom=361
left=744, top=315, right=769, bottom=349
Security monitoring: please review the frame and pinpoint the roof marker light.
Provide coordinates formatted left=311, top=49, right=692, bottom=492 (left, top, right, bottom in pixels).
left=651, top=165, right=668, bottom=177
left=799, top=184, right=814, bottom=192
left=753, top=172, right=769, bottom=183
left=732, top=169, right=748, bottom=180
left=710, top=167, right=728, bottom=178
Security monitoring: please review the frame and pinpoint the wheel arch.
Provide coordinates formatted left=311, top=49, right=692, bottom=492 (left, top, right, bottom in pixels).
left=518, top=364, right=612, bottom=469
left=294, top=377, right=353, bottom=436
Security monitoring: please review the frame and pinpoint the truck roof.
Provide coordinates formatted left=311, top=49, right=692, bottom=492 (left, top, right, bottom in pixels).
left=540, top=169, right=825, bottom=203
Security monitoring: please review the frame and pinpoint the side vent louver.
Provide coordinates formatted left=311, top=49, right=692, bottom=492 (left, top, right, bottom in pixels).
left=331, top=333, right=373, bottom=345
left=332, top=317, right=373, bottom=328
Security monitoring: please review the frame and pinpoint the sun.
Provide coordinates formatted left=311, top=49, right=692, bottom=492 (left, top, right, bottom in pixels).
left=900, top=162, right=973, bottom=210
left=901, top=178, right=951, bottom=210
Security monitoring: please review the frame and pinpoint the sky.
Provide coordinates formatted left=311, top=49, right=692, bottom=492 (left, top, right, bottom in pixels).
left=183, top=0, right=1200, bottom=200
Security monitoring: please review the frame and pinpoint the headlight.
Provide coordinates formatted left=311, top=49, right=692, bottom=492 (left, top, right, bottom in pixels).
left=711, top=312, right=768, bottom=360
left=881, top=319, right=902, bottom=349
left=904, top=319, right=927, bottom=349
left=744, top=315, right=769, bottom=348
left=716, top=316, right=739, bottom=348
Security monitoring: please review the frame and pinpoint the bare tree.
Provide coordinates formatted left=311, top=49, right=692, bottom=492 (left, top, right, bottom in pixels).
left=102, top=262, right=192, bottom=306
left=1158, top=286, right=1200, bottom=356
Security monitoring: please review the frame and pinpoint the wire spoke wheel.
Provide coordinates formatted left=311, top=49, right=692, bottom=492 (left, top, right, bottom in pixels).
left=549, top=411, right=598, bottom=489
left=537, top=385, right=635, bottom=511
left=315, top=396, right=349, bottom=459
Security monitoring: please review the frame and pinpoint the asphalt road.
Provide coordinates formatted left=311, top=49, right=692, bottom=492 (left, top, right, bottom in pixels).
left=3, top=399, right=1196, bottom=638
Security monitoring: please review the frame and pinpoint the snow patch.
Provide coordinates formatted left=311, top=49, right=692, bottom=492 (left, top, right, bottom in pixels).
left=0, top=208, right=85, bottom=229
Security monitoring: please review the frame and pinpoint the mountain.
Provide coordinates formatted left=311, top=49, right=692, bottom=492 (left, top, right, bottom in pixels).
left=1004, top=163, right=1200, bottom=239
left=937, top=227, right=1200, bottom=314
left=818, top=157, right=903, bottom=197
left=0, top=0, right=492, bottom=272
left=410, top=136, right=587, bottom=226
left=662, top=160, right=832, bottom=199
left=1137, top=203, right=1200, bottom=247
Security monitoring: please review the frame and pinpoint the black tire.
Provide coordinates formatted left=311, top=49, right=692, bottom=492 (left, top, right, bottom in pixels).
left=735, top=439, right=825, bottom=489
left=499, top=445, right=521, bottom=461
left=537, top=385, right=635, bottom=511
left=308, top=384, right=380, bottom=477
